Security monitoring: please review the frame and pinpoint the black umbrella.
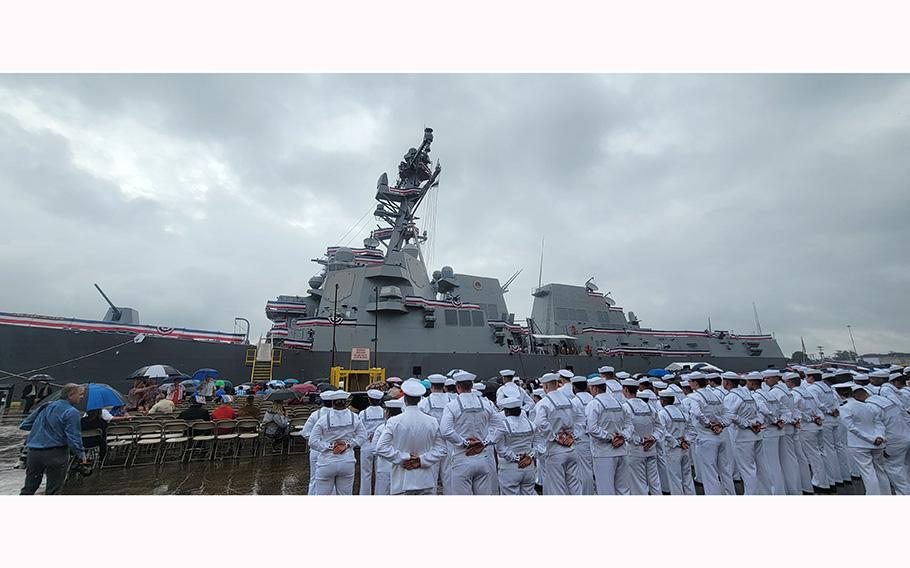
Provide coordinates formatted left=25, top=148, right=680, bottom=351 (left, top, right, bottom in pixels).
left=27, top=373, right=55, bottom=382
left=130, top=365, right=183, bottom=380
left=265, top=390, right=302, bottom=402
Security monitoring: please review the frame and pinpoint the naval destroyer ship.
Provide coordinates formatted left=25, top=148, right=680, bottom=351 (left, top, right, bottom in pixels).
left=0, top=128, right=785, bottom=393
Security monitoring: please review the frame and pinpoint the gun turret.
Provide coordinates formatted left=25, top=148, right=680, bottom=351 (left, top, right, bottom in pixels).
left=94, top=283, right=122, bottom=321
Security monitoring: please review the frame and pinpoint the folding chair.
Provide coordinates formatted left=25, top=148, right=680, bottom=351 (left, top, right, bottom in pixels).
left=236, top=419, right=261, bottom=459
left=287, top=418, right=310, bottom=455
left=159, top=421, right=190, bottom=463
left=213, top=420, right=239, bottom=460
left=130, top=423, right=163, bottom=467
left=185, top=422, right=216, bottom=462
left=102, top=424, right=135, bottom=469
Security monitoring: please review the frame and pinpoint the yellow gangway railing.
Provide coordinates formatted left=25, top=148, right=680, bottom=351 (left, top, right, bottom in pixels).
left=329, top=367, right=386, bottom=391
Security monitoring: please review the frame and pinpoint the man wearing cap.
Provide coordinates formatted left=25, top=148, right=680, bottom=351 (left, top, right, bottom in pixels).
left=358, top=389, right=387, bottom=495
left=626, top=386, right=662, bottom=495
left=439, top=370, right=505, bottom=495
left=683, top=372, right=734, bottom=495
left=490, top=396, right=544, bottom=495
left=722, top=373, right=768, bottom=495
left=418, top=373, right=453, bottom=492
left=386, top=376, right=404, bottom=399
left=751, top=370, right=788, bottom=495
left=375, top=379, right=447, bottom=495
left=371, top=399, right=404, bottom=495
left=830, top=370, right=856, bottom=483
left=784, top=372, right=819, bottom=494
left=879, top=372, right=910, bottom=414
left=840, top=384, right=889, bottom=495
left=569, top=375, right=596, bottom=495
left=308, top=391, right=367, bottom=496
left=496, top=369, right=534, bottom=415
left=301, top=391, right=335, bottom=495
left=798, top=370, right=835, bottom=491
left=586, top=375, right=632, bottom=495
left=765, top=371, right=802, bottom=495
left=864, top=385, right=910, bottom=494
left=599, top=367, right=624, bottom=405
left=534, top=372, right=582, bottom=495
left=807, top=371, right=846, bottom=487
left=657, top=389, right=695, bottom=495
left=556, top=369, right=575, bottom=398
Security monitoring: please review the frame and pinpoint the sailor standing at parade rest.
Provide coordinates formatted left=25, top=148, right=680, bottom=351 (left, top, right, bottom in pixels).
left=829, top=370, right=856, bottom=482
left=627, top=387, right=662, bottom=495
left=831, top=381, right=863, bottom=482
left=764, top=370, right=802, bottom=495
left=418, top=374, right=453, bottom=492
left=863, top=383, right=910, bottom=494
left=642, top=377, right=670, bottom=494
left=375, top=379, right=448, bottom=495
left=439, top=370, right=504, bottom=495
left=358, top=389, right=387, bottom=495
left=496, top=369, right=534, bottom=414
left=715, top=372, right=740, bottom=485
left=612, top=372, right=631, bottom=405
left=598, top=366, right=625, bottom=406
left=556, top=369, right=575, bottom=398
left=569, top=375, right=595, bottom=495
left=371, top=399, right=403, bottom=495
left=805, top=371, right=846, bottom=487
left=308, top=390, right=366, bottom=496
left=533, top=372, right=582, bottom=495
left=489, top=396, right=545, bottom=495
left=878, top=371, right=910, bottom=413
left=301, top=391, right=334, bottom=495
left=683, top=372, right=734, bottom=495
left=722, top=373, right=769, bottom=495
left=657, top=389, right=696, bottom=495
left=586, top=375, right=632, bottom=495
left=752, top=371, right=788, bottom=495
left=794, top=370, right=834, bottom=492
left=783, top=372, right=820, bottom=494
left=839, top=384, right=890, bottom=495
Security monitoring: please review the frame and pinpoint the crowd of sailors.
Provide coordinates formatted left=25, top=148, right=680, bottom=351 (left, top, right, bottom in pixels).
left=305, top=365, right=910, bottom=495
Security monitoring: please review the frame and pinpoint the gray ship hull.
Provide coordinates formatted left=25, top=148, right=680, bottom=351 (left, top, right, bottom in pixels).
left=0, top=325, right=786, bottom=397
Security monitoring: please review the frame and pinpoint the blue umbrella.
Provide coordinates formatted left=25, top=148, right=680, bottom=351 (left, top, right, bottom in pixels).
left=284, top=379, right=300, bottom=385
left=647, top=369, right=670, bottom=377
left=84, top=383, right=126, bottom=410
left=192, top=368, right=220, bottom=381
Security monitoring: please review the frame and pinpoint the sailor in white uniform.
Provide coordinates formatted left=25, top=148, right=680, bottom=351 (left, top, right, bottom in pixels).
left=557, top=369, right=575, bottom=398
left=570, top=374, right=595, bottom=495
left=586, top=376, right=632, bottom=495
left=439, top=370, right=504, bottom=495
left=716, top=371, right=741, bottom=484
left=657, top=388, right=696, bottom=495
left=806, top=371, right=847, bottom=487
left=683, top=372, right=734, bottom=495
left=444, top=377, right=458, bottom=397
left=765, top=371, right=802, bottom=495
left=879, top=372, right=910, bottom=413
left=375, top=379, right=448, bottom=495
left=533, top=372, right=582, bottom=495
left=624, top=381, right=661, bottom=495
left=783, top=372, right=816, bottom=494
left=371, top=399, right=403, bottom=495
left=301, top=391, right=334, bottom=495
left=598, top=366, right=625, bottom=406
left=793, top=370, right=833, bottom=492
left=490, top=396, right=545, bottom=495
left=418, top=373, right=452, bottom=493
left=646, top=378, right=671, bottom=493
left=840, top=384, right=889, bottom=495
left=864, top=385, right=910, bottom=494
left=496, top=369, right=534, bottom=415
left=308, top=390, right=367, bottom=496
left=752, top=371, right=788, bottom=495
left=830, top=370, right=857, bottom=482
left=723, top=373, right=768, bottom=495
left=357, top=389, right=387, bottom=495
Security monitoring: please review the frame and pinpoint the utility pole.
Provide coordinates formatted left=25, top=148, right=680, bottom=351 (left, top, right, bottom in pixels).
left=847, top=325, right=858, bottom=362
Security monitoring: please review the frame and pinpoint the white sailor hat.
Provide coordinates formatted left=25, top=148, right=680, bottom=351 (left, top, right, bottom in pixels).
left=805, top=368, right=822, bottom=376
left=888, top=364, right=903, bottom=372
left=833, top=381, right=855, bottom=390
left=849, top=383, right=865, bottom=392
left=687, top=371, right=705, bottom=381
left=453, top=370, right=477, bottom=383
left=499, top=369, right=516, bottom=377
left=532, top=388, right=545, bottom=397
left=570, top=375, right=588, bottom=384
left=401, top=379, right=427, bottom=397
left=328, top=390, right=350, bottom=401
left=744, top=371, right=763, bottom=381
left=428, top=374, right=447, bottom=384
left=663, top=373, right=676, bottom=381
left=854, top=374, right=872, bottom=382
left=367, top=389, right=384, bottom=400
left=658, top=389, right=675, bottom=398
left=446, top=369, right=463, bottom=378
left=386, top=376, right=403, bottom=384
left=679, top=379, right=690, bottom=387
left=667, top=383, right=683, bottom=393
left=869, top=370, right=889, bottom=379
left=783, top=372, right=800, bottom=381
left=319, top=391, right=333, bottom=401
left=821, top=373, right=834, bottom=380
left=890, top=373, right=903, bottom=381
left=540, top=373, right=559, bottom=384
left=637, top=376, right=652, bottom=384
left=620, top=378, right=639, bottom=387
left=653, top=380, right=668, bottom=389
left=721, top=371, right=741, bottom=381
left=834, top=368, right=852, bottom=377
left=761, top=369, right=782, bottom=378
left=444, top=378, right=456, bottom=387
left=636, top=390, right=655, bottom=400
left=498, top=396, right=522, bottom=410
left=704, top=373, right=721, bottom=381
left=598, top=366, right=615, bottom=374
left=472, top=383, right=486, bottom=391
left=558, top=369, right=574, bottom=379
left=384, top=399, right=404, bottom=409
left=588, top=376, right=606, bottom=387
left=615, top=371, right=630, bottom=379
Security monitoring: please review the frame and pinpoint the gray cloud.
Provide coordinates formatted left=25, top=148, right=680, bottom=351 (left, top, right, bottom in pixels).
left=0, top=74, right=908, bottom=357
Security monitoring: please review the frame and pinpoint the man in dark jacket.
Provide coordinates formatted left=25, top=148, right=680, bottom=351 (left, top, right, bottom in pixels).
left=178, top=396, right=211, bottom=421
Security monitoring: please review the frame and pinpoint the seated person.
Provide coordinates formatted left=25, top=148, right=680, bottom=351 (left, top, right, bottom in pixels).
left=147, top=394, right=176, bottom=415
left=211, top=396, right=238, bottom=421
left=235, top=395, right=260, bottom=419
left=81, top=409, right=109, bottom=462
left=261, top=400, right=290, bottom=446
left=177, top=396, right=211, bottom=421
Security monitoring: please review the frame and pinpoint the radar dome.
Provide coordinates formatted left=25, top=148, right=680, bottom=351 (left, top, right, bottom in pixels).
left=441, top=266, right=455, bottom=278
left=334, top=247, right=355, bottom=264
left=308, top=274, right=325, bottom=289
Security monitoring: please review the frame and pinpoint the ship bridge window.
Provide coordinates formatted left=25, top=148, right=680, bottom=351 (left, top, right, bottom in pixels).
left=471, top=311, right=485, bottom=327
left=445, top=309, right=458, bottom=326
left=458, top=310, right=472, bottom=326
left=556, top=307, right=568, bottom=320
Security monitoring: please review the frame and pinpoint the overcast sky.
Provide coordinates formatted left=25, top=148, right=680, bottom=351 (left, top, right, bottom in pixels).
left=1, top=74, right=908, bottom=357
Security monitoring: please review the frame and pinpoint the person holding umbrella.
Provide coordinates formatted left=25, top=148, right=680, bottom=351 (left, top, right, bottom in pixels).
left=19, top=383, right=88, bottom=495
left=20, top=376, right=53, bottom=414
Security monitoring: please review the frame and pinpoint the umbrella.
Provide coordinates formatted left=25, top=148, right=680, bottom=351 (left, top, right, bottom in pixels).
left=40, top=383, right=126, bottom=411
left=130, top=364, right=182, bottom=380
left=284, top=379, right=300, bottom=385
left=647, top=369, right=670, bottom=377
left=192, top=368, right=220, bottom=381
left=27, top=373, right=55, bottom=382
left=267, top=380, right=286, bottom=388
left=265, top=390, right=301, bottom=402
left=291, top=383, right=317, bottom=394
